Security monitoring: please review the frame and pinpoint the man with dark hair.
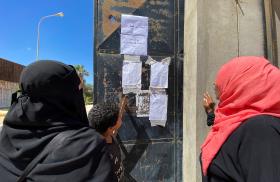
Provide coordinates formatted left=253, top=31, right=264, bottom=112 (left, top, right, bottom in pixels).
left=88, top=98, right=127, bottom=182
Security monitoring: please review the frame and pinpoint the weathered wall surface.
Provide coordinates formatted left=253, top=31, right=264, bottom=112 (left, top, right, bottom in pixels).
left=0, top=58, right=24, bottom=83
left=94, top=0, right=184, bottom=181
left=95, top=0, right=272, bottom=180
left=0, top=58, right=23, bottom=108
left=184, top=0, right=267, bottom=181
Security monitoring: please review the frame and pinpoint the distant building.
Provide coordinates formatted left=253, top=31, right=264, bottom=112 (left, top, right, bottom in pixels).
left=0, top=58, right=24, bottom=108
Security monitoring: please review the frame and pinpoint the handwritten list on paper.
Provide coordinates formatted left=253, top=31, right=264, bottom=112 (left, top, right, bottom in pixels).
left=150, top=57, right=170, bottom=88
left=121, top=14, right=148, bottom=56
left=149, top=93, right=168, bottom=126
left=122, top=61, right=142, bottom=89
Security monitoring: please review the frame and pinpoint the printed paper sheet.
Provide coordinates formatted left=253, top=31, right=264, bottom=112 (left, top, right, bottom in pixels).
left=136, top=90, right=150, bottom=117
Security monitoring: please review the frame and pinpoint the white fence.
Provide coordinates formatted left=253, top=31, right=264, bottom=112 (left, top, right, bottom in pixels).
left=0, top=80, right=18, bottom=108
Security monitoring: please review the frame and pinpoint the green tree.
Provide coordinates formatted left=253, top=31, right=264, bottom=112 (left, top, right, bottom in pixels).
left=74, top=65, right=93, bottom=104
left=84, top=83, right=93, bottom=104
left=74, top=64, right=89, bottom=89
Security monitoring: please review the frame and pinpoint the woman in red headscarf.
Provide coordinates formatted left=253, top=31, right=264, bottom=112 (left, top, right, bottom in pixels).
left=201, top=56, right=280, bottom=182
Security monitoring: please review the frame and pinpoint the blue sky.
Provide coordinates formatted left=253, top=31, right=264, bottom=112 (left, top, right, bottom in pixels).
left=0, top=0, right=94, bottom=84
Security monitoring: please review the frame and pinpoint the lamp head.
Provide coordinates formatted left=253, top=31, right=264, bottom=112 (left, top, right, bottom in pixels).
left=56, top=12, right=64, bottom=17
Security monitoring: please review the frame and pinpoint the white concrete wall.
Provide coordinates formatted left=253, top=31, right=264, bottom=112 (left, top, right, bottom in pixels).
left=0, top=80, right=18, bottom=108
left=184, top=0, right=266, bottom=181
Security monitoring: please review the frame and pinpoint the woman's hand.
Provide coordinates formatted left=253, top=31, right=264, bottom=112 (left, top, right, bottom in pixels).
left=203, top=92, right=215, bottom=113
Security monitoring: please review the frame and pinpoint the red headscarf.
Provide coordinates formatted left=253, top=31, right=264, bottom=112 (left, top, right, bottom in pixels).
left=201, top=56, right=280, bottom=175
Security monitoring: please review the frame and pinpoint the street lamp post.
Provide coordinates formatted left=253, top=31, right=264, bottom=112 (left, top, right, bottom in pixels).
left=36, top=12, right=64, bottom=61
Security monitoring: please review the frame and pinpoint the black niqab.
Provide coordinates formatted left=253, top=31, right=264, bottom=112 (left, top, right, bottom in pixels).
left=6, top=60, right=88, bottom=127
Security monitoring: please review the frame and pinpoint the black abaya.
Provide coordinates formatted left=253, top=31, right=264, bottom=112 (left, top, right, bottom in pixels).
left=0, top=61, right=114, bottom=181
left=202, top=115, right=280, bottom=182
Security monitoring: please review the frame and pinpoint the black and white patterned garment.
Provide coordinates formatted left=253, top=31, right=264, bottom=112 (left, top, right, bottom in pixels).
left=107, top=136, right=124, bottom=182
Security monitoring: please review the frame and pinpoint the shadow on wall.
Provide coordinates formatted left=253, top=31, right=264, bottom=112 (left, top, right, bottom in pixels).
left=273, top=0, right=280, bottom=21
left=272, top=0, right=280, bottom=65
left=117, top=109, right=151, bottom=182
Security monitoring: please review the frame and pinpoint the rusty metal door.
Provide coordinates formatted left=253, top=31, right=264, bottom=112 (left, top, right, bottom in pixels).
left=94, top=0, right=184, bottom=181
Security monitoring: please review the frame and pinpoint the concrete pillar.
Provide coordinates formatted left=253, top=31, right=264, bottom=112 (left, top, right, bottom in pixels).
left=183, top=0, right=199, bottom=180
left=183, top=0, right=266, bottom=181
left=274, top=0, right=280, bottom=67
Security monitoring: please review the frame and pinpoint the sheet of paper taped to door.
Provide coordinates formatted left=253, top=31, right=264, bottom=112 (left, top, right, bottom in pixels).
left=120, top=14, right=148, bottom=56
left=122, top=61, right=142, bottom=88
left=149, top=93, right=168, bottom=124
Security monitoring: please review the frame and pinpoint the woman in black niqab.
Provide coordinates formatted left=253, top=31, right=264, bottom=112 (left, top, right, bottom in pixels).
left=0, top=61, right=114, bottom=182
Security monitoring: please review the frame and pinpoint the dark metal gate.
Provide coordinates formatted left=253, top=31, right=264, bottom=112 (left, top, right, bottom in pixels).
left=94, top=0, right=184, bottom=181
